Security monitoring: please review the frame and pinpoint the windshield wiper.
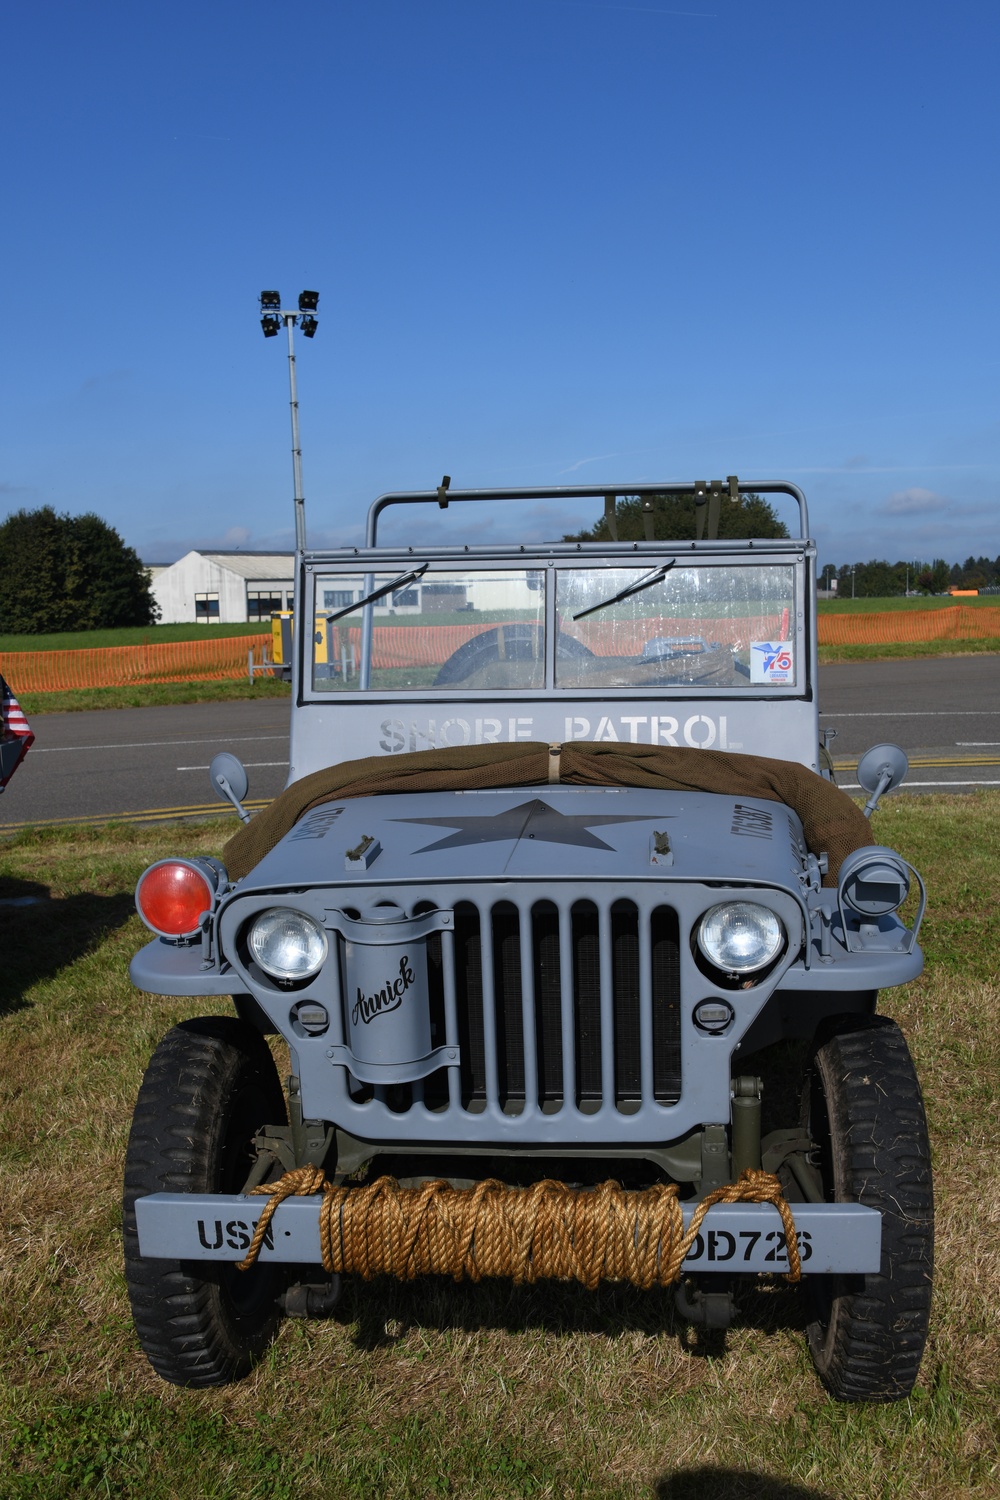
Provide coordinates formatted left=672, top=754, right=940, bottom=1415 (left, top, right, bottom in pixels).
left=572, top=561, right=676, bottom=621
left=321, top=562, right=430, bottom=622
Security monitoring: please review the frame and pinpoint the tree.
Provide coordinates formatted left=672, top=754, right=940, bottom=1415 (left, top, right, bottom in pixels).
left=930, top=559, right=951, bottom=594
left=0, top=507, right=159, bottom=634
left=836, top=560, right=902, bottom=598
left=563, top=492, right=789, bottom=544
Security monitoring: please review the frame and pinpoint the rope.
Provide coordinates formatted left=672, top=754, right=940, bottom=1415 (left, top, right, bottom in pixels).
left=236, top=1167, right=801, bottom=1285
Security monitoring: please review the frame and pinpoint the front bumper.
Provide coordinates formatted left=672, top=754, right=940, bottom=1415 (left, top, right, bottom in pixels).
left=135, top=1192, right=881, bottom=1275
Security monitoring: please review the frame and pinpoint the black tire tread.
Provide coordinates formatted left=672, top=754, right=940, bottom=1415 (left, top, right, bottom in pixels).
left=122, top=1016, right=287, bottom=1387
left=805, top=1014, right=933, bottom=1402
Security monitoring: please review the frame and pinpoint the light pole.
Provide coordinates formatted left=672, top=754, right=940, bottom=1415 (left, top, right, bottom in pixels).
left=260, top=290, right=319, bottom=552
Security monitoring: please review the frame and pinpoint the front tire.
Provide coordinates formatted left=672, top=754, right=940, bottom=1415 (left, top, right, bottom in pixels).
left=802, top=1015, right=933, bottom=1401
left=122, top=1017, right=288, bottom=1387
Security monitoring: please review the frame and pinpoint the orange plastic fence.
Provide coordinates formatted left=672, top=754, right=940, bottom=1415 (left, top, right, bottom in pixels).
left=327, top=610, right=1000, bottom=670
left=348, top=616, right=788, bottom=669
left=10, top=608, right=1000, bottom=692
left=0, top=634, right=271, bottom=693
left=816, top=606, right=1000, bottom=645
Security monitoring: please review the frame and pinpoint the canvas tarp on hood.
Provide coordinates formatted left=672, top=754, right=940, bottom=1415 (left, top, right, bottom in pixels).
left=223, top=742, right=872, bottom=886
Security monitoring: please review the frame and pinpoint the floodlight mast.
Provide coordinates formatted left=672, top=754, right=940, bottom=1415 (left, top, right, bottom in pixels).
left=259, top=290, right=319, bottom=552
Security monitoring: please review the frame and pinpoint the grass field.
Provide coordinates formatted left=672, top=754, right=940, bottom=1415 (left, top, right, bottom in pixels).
left=816, top=595, right=999, bottom=614
left=15, top=678, right=293, bottom=717
left=1, top=796, right=998, bottom=1498
left=816, top=639, right=1000, bottom=665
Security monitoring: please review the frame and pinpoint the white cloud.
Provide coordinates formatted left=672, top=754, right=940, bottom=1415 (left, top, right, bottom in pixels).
left=557, top=453, right=617, bottom=475
left=884, top=487, right=949, bottom=515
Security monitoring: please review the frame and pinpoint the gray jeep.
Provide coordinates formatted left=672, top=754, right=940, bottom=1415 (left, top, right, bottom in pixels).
left=123, top=480, right=932, bottom=1399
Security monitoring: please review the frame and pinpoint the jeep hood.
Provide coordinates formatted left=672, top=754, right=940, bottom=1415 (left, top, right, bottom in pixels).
left=229, top=786, right=809, bottom=894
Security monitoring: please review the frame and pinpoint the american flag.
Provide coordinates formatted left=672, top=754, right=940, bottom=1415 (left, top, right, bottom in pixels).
left=0, top=675, right=34, bottom=790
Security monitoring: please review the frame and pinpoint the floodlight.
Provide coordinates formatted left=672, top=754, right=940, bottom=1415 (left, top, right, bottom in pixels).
left=260, top=290, right=281, bottom=309
left=260, top=315, right=281, bottom=338
left=300, top=315, right=318, bottom=338
left=298, top=290, right=319, bottom=312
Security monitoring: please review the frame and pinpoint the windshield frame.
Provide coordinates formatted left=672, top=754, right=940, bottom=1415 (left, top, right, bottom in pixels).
left=299, top=542, right=812, bottom=702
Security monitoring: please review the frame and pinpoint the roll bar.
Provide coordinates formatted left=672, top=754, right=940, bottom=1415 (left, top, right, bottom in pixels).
left=364, top=480, right=809, bottom=548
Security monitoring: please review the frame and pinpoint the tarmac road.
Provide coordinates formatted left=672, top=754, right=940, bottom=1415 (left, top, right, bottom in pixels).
left=1, top=655, right=997, bottom=830
left=818, top=655, right=1000, bottom=793
left=0, top=700, right=293, bottom=830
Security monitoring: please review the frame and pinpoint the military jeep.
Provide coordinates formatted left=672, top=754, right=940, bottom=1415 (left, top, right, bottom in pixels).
left=123, top=479, right=932, bottom=1399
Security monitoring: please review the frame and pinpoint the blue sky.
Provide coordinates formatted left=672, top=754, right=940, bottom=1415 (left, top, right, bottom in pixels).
left=3, top=0, right=998, bottom=569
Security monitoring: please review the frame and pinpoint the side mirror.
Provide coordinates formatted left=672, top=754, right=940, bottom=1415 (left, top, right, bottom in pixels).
left=856, top=743, right=908, bottom=819
left=209, top=752, right=251, bottom=824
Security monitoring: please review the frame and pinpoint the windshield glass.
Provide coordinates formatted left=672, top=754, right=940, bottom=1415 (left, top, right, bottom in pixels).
left=308, top=561, right=798, bottom=692
left=554, top=564, right=797, bottom=689
left=311, top=569, right=545, bottom=691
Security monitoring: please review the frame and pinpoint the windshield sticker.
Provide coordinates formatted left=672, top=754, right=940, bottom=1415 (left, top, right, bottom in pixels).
left=750, top=642, right=794, bottom=685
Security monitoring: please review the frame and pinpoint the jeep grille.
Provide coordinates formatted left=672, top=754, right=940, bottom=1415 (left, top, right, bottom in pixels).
left=350, top=895, right=681, bottom=1116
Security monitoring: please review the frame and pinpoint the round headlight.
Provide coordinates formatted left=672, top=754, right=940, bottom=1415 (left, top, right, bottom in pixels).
left=697, top=902, right=785, bottom=975
left=248, top=908, right=328, bottom=981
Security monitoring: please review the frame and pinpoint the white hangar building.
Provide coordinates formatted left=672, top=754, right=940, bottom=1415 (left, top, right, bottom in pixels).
left=148, top=551, right=295, bottom=625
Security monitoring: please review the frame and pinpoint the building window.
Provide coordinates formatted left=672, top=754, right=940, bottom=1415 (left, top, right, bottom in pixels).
left=323, top=589, right=355, bottom=609
left=195, top=593, right=220, bottom=622
left=247, top=591, right=285, bottom=620
left=392, top=589, right=419, bottom=607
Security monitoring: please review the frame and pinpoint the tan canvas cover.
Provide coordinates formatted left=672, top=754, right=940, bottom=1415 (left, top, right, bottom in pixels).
left=223, top=742, right=872, bottom=885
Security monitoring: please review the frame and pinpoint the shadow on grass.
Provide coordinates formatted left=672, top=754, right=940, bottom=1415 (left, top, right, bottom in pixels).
left=654, top=1470, right=834, bottom=1500
left=335, top=1267, right=809, bottom=1355
left=0, top=876, right=134, bottom=1016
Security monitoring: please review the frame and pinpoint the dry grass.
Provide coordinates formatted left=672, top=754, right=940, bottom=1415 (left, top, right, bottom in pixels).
left=0, top=805, right=998, bottom=1498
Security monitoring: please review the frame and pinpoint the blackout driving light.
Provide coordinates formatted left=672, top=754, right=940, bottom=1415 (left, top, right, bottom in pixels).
left=697, top=902, right=785, bottom=975
left=248, top=908, right=328, bottom=981
left=838, top=846, right=911, bottom=916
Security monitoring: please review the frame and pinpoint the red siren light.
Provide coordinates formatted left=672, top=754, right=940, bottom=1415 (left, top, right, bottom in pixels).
left=136, top=860, right=216, bottom=939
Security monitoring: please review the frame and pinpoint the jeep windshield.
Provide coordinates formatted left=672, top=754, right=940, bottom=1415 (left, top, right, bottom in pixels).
left=308, top=561, right=797, bottom=693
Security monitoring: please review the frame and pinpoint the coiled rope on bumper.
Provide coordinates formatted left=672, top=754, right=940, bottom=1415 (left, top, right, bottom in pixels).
left=236, top=1167, right=802, bottom=1285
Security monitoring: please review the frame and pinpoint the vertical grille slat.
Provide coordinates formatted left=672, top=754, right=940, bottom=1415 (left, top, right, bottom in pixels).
left=439, top=926, right=462, bottom=1109
left=478, top=905, right=501, bottom=1109
left=448, top=893, right=681, bottom=1116
left=557, top=903, right=576, bottom=1106
left=519, top=907, right=538, bottom=1115
left=598, top=904, right=616, bottom=1108
left=637, top=915, right=655, bottom=1103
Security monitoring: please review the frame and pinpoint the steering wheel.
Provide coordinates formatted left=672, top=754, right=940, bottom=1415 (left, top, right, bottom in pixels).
left=433, top=624, right=593, bottom=686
